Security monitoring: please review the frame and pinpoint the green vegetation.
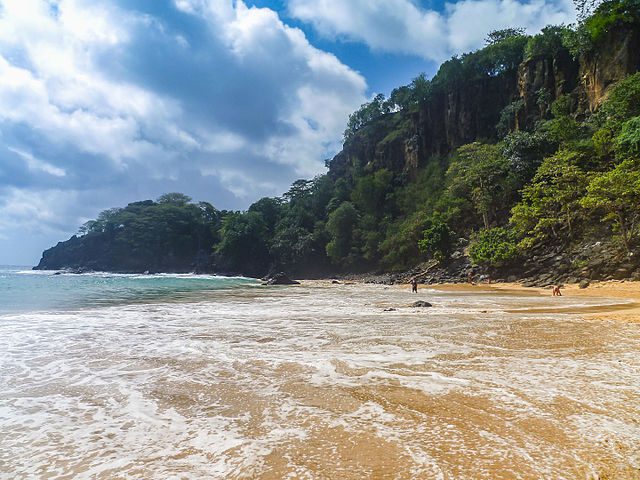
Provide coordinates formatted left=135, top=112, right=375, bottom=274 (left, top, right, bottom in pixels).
left=581, top=159, right=640, bottom=251
left=40, top=1, right=640, bottom=277
left=446, top=143, right=515, bottom=229
left=71, top=194, right=222, bottom=272
left=418, top=217, right=453, bottom=263
left=469, top=227, right=518, bottom=268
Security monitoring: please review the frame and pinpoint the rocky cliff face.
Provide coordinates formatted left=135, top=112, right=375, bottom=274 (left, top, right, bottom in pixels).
left=420, top=72, right=520, bottom=156
left=517, top=49, right=579, bottom=127
left=579, top=26, right=640, bottom=111
left=329, top=29, right=640, bottom=181
left=330, top=72, right=521, bottom=181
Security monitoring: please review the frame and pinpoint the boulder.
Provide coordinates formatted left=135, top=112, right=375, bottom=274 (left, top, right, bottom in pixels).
left=263, top=272, right=300, bottom=285
left=411, top=300, right=433, bottom=308
left=579, top=279, right=590, bottom=289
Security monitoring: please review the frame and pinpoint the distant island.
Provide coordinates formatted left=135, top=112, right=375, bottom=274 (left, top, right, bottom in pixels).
left=36, top=0, right=640, bottom=286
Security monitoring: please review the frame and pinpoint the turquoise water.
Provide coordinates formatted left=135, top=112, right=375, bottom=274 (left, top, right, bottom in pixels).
left=0, top=265, right=257, bottom=314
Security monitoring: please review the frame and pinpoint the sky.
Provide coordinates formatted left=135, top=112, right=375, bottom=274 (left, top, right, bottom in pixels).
left=0, top=0, right=576, bottom=265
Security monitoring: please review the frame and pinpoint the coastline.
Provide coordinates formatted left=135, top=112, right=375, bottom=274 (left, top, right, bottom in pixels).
left=485, top=280, right=640, bottom=323
left=300, top=278, right=640, bottom=323
left=4, top=271, right=640, bottom=478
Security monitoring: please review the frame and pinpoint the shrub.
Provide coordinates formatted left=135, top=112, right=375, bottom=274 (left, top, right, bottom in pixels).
left=469, top=227, right=519, bottom=267
left=584, top=0, right=640, bottom=43
left=524, top=25, right=571, bottom=59
left=614, top=116, right=640, bottom=156
left=418, top=218, right=453, bottom=263
left=598, top=73, right=640, bottom=125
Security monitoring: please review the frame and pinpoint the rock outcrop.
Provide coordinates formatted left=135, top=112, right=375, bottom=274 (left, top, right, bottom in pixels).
left=329, top=28, right=640, bottom=183
left=579, top=27, right=640, bottom=112
left=262, top=272, right=300, bottom=285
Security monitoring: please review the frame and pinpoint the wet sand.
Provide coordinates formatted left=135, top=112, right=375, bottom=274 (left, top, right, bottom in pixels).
left=484, top=281, right=640, bottom=322
left=2, top=280, right=640, bottom=479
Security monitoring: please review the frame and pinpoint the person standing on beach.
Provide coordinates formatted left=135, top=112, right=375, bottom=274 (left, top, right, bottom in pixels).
left=410, top=277, right=418, bottom=293
left=552, top=285, right=562, bottom=296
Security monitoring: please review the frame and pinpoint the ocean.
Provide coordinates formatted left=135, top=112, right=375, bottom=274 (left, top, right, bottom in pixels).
left=1, top=266, right=639, bottom=479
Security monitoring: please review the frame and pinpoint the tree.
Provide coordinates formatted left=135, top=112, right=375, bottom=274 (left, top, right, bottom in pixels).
left=501, top=130, right=557, bottom=185
left=325, top=202, right=358, bottom=263
left=248, top=197, right=283, bottom=236
left=216, top=211, right=270, bottom=275
left=597, top=73, right=640, bottom=125
left=524, top=25, right=572, bottom=59
left=157, top=192, right=192, bottom=206
left=343, top=93, right=391, bottom=140
left=389, top=85, right=413, bottom=111
left=447, top=143, right=515, bottom=229
left=351, top=169, right=393, bottom=216
left=410, top=73, right=431, bottom=104
left=574, top=0, right=604, bottom=21
left=418, top=217, right=453, bottom=263
left=615, top=116, right=640, bottom=156
left=485, top=28, right=526, bottom=45
left=510, top=150, right=589, bottom=247
left=468, top=227, right=518, bottom=267
left=580, top=159, right=640, bottom=251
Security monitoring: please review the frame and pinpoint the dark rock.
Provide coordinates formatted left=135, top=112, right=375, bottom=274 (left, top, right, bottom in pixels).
left=263, top=272, right=300, bottom=285
left=411, top=300, right=433, bottom=308
left=383, top=308, right=397, bottom=312
left=507, top=275, right=517, bottom=283
left=614, top=268, right=630, bottom=280
left=579, top=279, right=590, bottom=289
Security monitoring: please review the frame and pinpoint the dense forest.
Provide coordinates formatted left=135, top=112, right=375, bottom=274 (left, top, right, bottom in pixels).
left=36, top=0, right=640, bottom=283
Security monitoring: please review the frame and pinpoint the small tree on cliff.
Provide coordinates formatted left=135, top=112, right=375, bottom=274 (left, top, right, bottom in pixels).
left=580, top=159, right=640, bottom=252
left=469, top=227, right=518, bottom=268
left=485, top=28, right=526, bottom=45
left=418, top=217, right=453, bottom=263
left=326, top=202, right=358, bottom=264
left=447, top=143, right=515, bottom=230
left=510, top=149, right=589, bottom=248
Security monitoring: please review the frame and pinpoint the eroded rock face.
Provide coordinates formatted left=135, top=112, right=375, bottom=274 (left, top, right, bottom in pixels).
left=517, top=49, right=579, bottom=128
left=328, top=28, right=640, bottom=189
left=329, top=74, right=519, bottom=182
left=579, top=27, right=640, bottom=112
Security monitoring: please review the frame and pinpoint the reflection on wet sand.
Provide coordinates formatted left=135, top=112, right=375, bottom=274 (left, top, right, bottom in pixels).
left=1, top=282, right=639, bottom=479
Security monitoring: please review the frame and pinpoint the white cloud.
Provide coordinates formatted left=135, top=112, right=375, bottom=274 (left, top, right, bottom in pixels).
left=7, top=147, right=66, bottom=177
left=288, top=0, right=576, bottom=62
left=0, top=187, right=79, bottom=234
left=0, top=0, right=368, bottom=262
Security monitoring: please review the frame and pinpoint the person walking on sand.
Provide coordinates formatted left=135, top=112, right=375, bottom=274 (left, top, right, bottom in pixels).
left=410, top=277, right=418, bottom=293
left=552, top=285, right=562, bottom=296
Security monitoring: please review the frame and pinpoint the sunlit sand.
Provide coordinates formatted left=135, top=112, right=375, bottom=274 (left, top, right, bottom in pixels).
left=1, top=281, right=639, bottom=479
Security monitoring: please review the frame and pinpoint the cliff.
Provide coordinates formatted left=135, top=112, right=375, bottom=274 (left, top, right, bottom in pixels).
left=34, top=14, right=640, bottom=280
left=329, top=27, right=640, bottom=181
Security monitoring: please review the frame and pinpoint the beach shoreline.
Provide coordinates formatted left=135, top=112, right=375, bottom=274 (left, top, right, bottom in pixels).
left=300, top=278, right=640, bottom=323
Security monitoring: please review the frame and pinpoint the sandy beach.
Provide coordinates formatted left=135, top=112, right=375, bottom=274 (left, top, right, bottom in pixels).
left=464, top=281, right=640, bottom=323
left=310, top=278, right=640, bottom=323
left=3, top=274, right=640, bottom=478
